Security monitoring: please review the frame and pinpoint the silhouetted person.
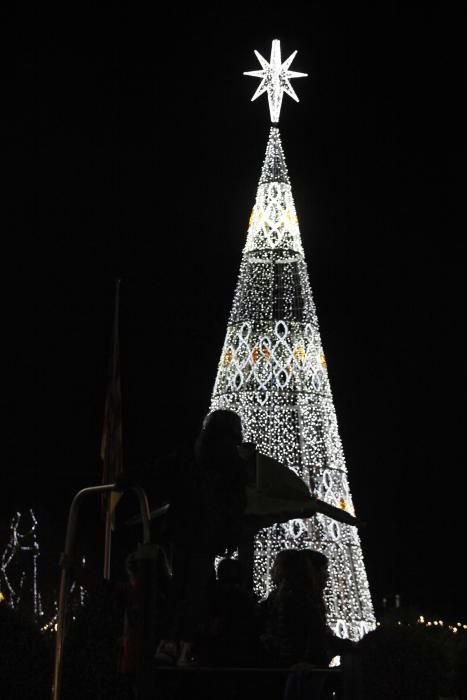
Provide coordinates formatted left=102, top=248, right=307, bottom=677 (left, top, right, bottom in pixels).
left=60, top=546, right=171, bottom=699
left=260, top=549, right=330, bottom=668
left=300, top=549, right=356, bottom=660
left=157, top=409, right=251, bottom=664
left=201, top=557, right=260, bottom=667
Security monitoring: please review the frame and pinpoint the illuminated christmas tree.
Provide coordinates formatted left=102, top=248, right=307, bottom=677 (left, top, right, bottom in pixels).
left=210, top=40, right=376, bottom=640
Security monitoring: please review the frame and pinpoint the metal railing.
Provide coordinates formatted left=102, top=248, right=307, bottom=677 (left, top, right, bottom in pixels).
left=52, top=483, right=151, bottom=700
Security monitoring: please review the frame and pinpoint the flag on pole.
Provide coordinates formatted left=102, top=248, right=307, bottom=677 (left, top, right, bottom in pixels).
left=100, top=279, right=123, bottom=505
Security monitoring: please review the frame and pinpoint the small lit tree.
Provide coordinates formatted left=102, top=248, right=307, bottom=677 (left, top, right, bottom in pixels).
left=0, top=510, right=43, bottom=621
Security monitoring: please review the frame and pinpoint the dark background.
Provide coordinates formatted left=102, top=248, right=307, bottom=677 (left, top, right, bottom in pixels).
left=2, top=4, right=466, bottom=621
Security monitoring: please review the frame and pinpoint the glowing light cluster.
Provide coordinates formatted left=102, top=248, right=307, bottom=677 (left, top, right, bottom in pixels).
left=211, top=126, right=376, bottom=641
left=417, top=615, right=467, bottom=634
left=244, top=40, right=308, bottom=123
left=0, top=510, right=43, bottom=620
left=245, top=129, right=303, bottom=254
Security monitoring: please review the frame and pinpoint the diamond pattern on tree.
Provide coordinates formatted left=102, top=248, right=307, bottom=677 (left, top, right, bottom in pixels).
left=217, top=320, right=329, bottom=398
left=246, top=182, right=303, bottom=254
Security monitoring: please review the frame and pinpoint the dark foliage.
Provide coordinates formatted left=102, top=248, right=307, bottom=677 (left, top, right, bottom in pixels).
left=0, top=604, right=52, bottom=700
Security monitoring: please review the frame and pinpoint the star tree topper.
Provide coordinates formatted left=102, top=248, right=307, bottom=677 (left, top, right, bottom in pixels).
left=244, top=39, right=308, bottom=123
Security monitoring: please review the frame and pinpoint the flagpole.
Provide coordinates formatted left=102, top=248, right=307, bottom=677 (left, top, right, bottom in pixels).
left=102, top=279, right=122, bottom=580
left=103, top=501, right=112, bottom=580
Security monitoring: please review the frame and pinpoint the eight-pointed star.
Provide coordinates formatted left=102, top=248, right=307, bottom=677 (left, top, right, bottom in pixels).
left=244, top=39, right=308, bottom=123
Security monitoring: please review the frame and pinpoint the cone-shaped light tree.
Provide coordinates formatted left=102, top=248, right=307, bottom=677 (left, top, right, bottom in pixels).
left=210, top=40, right=375, bottom=640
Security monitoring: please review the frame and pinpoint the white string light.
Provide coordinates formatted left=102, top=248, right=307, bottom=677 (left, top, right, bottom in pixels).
left=210, top=125, right=376, bottom=641
left=244, top=40, right=308, bottom=123
left=0, top=510, right=43, bottom=620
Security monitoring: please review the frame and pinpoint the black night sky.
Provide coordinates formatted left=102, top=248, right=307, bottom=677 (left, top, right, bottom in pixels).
left=3, top=4, right=466, bottom=621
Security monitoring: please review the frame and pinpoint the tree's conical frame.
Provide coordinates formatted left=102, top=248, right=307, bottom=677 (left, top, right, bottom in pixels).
left=211, top=126, right=376, bottom=640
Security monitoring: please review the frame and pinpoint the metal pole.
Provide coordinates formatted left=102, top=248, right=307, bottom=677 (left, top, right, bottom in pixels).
left=129, top=485, right=153, bottom=699
left=52, top=483, right=152, bottom=700
left=103, top=500, right=113, bottom=580
left=131, top=486, right=151, bottom=544
left=52, top=483, right=116, bottom=700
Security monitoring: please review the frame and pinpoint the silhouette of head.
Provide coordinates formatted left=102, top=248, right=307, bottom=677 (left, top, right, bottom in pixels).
left=202, top=410, right=243, bottom=443
left=300, top=549, right=329, bottom=591
left=270, top=549, right=306, bottom=587
left=195, top=409, right=243, bottom=463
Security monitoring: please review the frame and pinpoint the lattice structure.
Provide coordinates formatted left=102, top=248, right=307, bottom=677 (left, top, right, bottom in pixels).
left=0, top=510, right=43, bottom=621
left=211, top=126, right=376, bottom=641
